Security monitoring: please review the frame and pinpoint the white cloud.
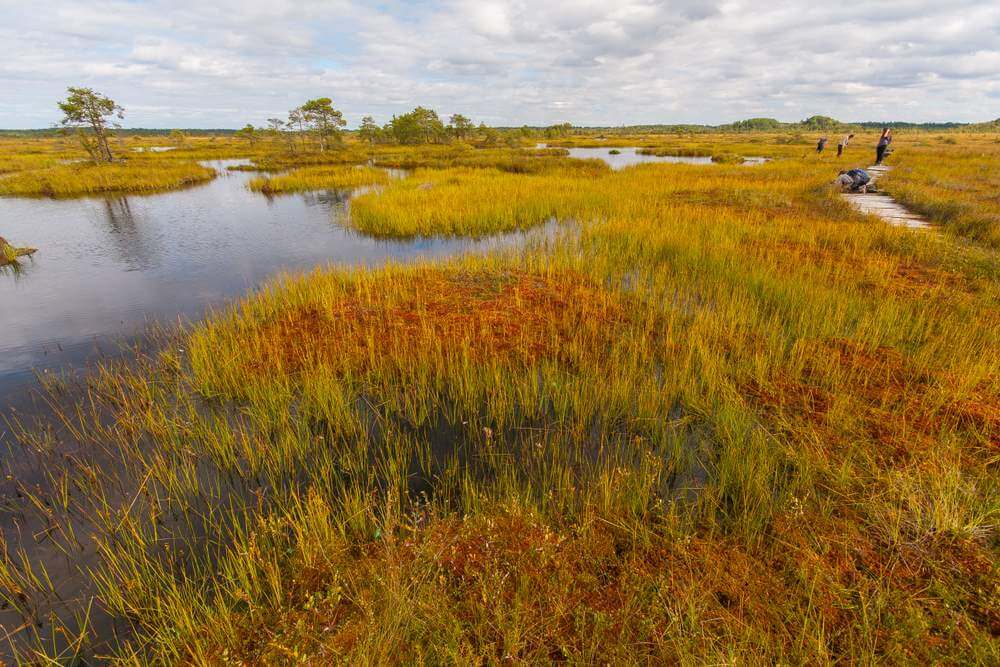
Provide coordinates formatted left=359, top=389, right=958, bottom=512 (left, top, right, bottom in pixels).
left=0, top=0, right=997, bottom=128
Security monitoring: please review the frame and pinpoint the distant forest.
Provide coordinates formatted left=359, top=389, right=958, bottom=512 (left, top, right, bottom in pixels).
left=2, top=115, right=997, bottom=136
left=582, top=115, right=999, bottom=134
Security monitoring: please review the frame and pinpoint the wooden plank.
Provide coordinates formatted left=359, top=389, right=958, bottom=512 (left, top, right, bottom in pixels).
left=840, top=165, right=931, bottom=228
left=840, top=177, right=930, bottom=229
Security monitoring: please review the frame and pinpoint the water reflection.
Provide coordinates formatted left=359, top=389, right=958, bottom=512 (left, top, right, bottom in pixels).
left=0, top=258, right=29, bottom=279
left=565, top=147, right=714, bottom=169
left=556, top=146, right=768, bottom=169
left=103, top=195, right=137, bottom=228
left=299, top=188, right=351, bottom=208
left=0, top=160, right=551, bottom=407
left=98, top=196, right=157, bottom=269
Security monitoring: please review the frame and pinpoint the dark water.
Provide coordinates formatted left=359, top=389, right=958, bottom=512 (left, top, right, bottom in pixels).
left=0, top=160, right=544, bottom=411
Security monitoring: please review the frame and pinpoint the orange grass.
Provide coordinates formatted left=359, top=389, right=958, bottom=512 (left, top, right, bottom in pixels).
left=229, top=269, right=632, bottom=377
left=208, top=502, right=999, bottom=664
left=3, top=132, right=997, bottom=664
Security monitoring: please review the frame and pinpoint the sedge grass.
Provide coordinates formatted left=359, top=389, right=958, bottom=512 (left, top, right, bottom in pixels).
left=348, top=167, right=593, bottom=237
left=0, top=159, right=217, bottom=197
left=0, top=236, right=36, bottom=266
left=881, top=133, right=1000, bottom=248
left=0, top=136, right=84, bottom=174
left=372, top=147, right=607, bottom=176
left=3, top=132, right=998, bottom=663
left=247, top=165, right=390, bottom=194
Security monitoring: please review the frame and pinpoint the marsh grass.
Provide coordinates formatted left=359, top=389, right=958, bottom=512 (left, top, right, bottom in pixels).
left=0, top=236, right=36, bottom=266
left=0, top=158, right=217, bottom=197
left=372, top=146, right=608, bottom=176
left=240, top=148, right=372, bottom=171
left=348, top=167, right=595, bottom=237
left=0, top=136, right=83, bottom=174
left=2, top=132, right=998, bottom=663
left=552, top=132, right=822, bottom=159
left=881, top=134, right=1000, bottom=247
left=638, top=146, right=714, bottom=157
left=0, top=153, right=65, bottom=174
left=247, top=165, right=390, bottom=194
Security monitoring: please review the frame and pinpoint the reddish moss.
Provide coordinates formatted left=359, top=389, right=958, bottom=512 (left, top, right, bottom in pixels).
left=741, top=375, right=832, bottom=426
left=213, top=506, right=997, bottom=664
left=739, top=339, right=997, bottom=465
left=892, top=261, right=980, bottom=296
left=748, top=237, right=848, bottom=269
left=242, top=270, right=632, bottom=376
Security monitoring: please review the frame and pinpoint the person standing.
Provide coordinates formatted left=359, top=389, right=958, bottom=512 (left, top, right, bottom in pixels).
left=816, top=136, right=828, bottom=154
left=837, top=133, right=855, bottom=157
left=876, top=128, right=892, bottom=165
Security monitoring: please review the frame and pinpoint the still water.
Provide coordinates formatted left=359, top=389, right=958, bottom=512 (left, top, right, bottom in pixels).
left=0, top=160, right=561, bottom=656
left=0, top=160, right=543, bottom=409
left=565, top=146, right=714, bottom=168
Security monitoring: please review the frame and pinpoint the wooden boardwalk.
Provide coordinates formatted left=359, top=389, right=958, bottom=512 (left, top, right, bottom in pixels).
left=841, top=165, right=931, bottom=230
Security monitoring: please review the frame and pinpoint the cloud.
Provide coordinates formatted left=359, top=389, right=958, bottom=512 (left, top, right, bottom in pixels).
left=0, top=0, right=997, bottom=128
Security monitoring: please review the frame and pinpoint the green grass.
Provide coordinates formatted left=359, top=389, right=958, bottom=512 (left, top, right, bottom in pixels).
left=3, top=133, right=998, bottom=663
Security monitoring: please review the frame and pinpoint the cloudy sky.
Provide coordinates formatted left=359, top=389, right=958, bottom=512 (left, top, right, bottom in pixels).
left=2, top=0, right=997, bottom=128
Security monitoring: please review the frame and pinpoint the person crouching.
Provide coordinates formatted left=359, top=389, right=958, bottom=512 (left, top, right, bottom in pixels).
left=836, top=168, right=872, bottom=193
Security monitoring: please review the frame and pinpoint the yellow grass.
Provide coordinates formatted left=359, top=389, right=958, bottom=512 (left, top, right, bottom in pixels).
left=0, top=158, right=217, bottom=197
left=348, top=167, right=596, bottom=237
left=247, top=165, right=390, bottom=194
left=0, top=236, right=36, bottom=266
left=4, top=131, right=999, bottom=663
left=881, top=134, right=1000, bottom=247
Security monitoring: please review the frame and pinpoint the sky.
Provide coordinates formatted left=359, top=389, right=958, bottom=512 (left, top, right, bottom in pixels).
left=1, top=1, right=998, bottom=129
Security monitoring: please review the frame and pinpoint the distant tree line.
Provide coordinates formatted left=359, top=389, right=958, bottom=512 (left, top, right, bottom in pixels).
left=553, top=116, right=997, bottom=134
left=232, top=100, right=580, bottom=150
left=18, top=87, right=996, bottom=163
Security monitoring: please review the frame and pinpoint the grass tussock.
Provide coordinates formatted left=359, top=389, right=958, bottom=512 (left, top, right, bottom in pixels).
left=0, top=236, right=36, bottom=266
left=372, top=146, right=608, bottom=176
left=247, top=165, right=390, bottom=194
left=638, top=146, right=714, bottom=157
left=240, top=148, right=373, bottom=171
left=348, top=168, right=589, bottom=237
left=192, top=268, right=632, bottom=390
left=200, top=501, right=999, bottom=663
left=0, top=159, right=216, bottom=197
left=2, top=131, right=999, bottom=663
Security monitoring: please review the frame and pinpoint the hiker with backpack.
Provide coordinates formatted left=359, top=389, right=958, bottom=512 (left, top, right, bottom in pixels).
left=836, top=168, right=873, bottom=193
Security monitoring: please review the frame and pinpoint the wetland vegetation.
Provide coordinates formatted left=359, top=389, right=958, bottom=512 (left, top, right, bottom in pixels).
left=0, top=236, right=36, bottom=266
left=882, top=134, right=1000, bottom=248
left=247, top=165, right=390, bottom=195
left=1, top=107, right=998, bottom=663
left=0, top=158, right=217, bottom=197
